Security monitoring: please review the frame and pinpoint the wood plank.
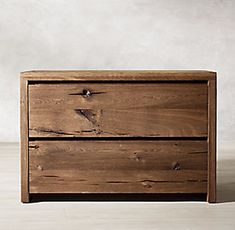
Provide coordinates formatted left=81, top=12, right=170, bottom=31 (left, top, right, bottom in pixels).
left=29, top=83, right=208, bottom=138
left=29, top=140, right=207, bottom=194
left=21, top=70, right=216, bottom=81
left=207, top=78, right=217, bottom=203
left=20, top=75, right=29, bottom=202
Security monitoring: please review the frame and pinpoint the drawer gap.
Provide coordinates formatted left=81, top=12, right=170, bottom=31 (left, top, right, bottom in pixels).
left=28, top=80, right=208, bottom=84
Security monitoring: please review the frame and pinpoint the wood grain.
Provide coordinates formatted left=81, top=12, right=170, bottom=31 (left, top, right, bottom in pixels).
left=20, top=70, right=217, bottom=202
left=207, top=78, right=217, bottom=203
left=29, top=83, right=208, bottom=138
left=21, top=70, right=216, bottom=81
left=20, top=76, right=29, bottom=202
left=29, top=140, right=207, bottom=194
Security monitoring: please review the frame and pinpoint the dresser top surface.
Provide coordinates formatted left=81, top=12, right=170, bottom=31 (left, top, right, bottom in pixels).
left=21, top=70, right=216, bottom=81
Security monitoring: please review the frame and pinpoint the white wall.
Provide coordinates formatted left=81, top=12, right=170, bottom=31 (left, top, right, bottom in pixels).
left=0, top=0, right=234, bottom=142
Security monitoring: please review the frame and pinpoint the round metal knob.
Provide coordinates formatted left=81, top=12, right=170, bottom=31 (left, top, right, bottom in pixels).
left=83, top=89, right=91, bottom=98
left=172, top=162, right=181, bottom=170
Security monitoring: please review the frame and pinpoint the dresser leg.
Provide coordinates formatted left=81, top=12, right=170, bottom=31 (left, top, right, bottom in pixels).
left=207, top=192, right=216, bottom=203
left=21, top=193, right=30, bottom=203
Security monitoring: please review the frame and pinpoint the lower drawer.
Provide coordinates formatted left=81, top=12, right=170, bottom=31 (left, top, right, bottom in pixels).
left=29, top=140, right=207, bottom=194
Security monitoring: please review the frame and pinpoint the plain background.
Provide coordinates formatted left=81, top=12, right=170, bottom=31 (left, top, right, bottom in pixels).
left=0, top=0, right=234, bottom=142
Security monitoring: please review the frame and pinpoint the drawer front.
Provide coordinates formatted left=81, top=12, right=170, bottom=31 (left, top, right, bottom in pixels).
left=29, top=141, right=207, bottom=194
left=29, top=82, right=208, bottom=138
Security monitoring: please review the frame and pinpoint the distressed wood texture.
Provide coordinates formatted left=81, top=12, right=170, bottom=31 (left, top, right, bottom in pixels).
left=29, top=82, right=208, bottom=138
left=21, top=70, right=216, bottom=81
left=29, top=140, right=207, bottom=194
left=20, top=70, right=217, bottom=203
left=20, top=77, right=29, bottom=203
left=207, top=78, right=217, bottom=202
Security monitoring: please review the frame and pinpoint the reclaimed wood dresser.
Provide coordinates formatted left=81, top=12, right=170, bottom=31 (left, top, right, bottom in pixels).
left=20, top=70, right=216, bottom=203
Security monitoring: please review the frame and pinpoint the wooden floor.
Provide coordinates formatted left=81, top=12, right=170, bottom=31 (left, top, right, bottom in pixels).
left=0, top=142, right=234, bottom=230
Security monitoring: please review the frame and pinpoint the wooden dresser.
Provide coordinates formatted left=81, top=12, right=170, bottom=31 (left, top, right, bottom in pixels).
left=20, top=70, right=216, bottom=203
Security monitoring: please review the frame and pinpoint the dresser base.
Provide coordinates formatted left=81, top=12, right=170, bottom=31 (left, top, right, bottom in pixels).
left=27, top=193, right=207, bottom=203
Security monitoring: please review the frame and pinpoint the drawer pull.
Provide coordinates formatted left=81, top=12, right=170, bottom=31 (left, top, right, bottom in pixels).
left=82, top=89, right=91, bottom=98
left=172, top=162, right=181, bottom=170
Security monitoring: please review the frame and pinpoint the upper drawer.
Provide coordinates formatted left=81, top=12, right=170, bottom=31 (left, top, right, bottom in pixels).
left=29, top=82, right=208, bottom=138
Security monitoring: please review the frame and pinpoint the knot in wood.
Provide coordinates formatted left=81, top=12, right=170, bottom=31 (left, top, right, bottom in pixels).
left=142, top=181, right=152, bottom=188
left=37, top=165, right=43, bottom=171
